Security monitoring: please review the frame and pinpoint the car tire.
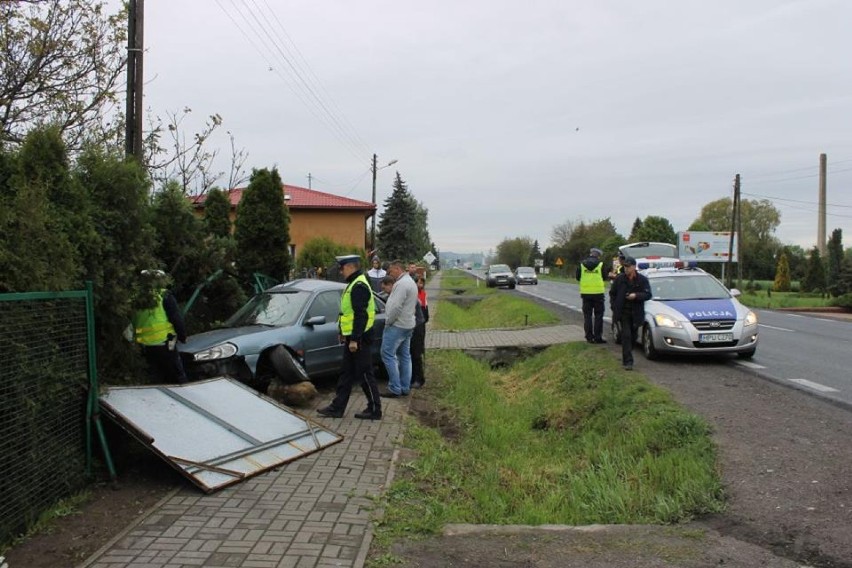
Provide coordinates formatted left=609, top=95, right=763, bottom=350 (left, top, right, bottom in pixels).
left=612, top=320, right=622, bottom=345
left=737, top=348, right=756, bottom=359
left=509, top=283, right=516, bottom=289
left=268, top=345, right=310, bottom=384
left=642, top=325, right=659, bottom=360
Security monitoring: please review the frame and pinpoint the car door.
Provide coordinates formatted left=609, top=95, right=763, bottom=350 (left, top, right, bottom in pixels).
left=301, top=290, right=343, bottom=376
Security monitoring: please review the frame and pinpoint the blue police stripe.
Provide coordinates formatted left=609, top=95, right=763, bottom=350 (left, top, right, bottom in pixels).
left=665, top=299, right=737, bottom=321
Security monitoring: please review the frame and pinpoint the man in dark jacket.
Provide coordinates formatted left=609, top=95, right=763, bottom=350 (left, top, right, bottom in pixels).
left=610, top=256, right=652, bottom=370
left=576, top=247, right=607, bottom=343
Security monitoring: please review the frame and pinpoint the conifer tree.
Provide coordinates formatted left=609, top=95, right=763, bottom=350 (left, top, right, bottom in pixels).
left=826, top=229, right=844, bottom=296
left=150, top=181, right=205, bottom=299
left=204, top=188, right=233, bottom=238
left=376, top=172, right=420, bottom=261
left=234, top=168, right=291, bottom=288
left=801, top=247, right=826, bottom=293
left=628, top=217, right=643, bottom=241
left=773, top=252, right=791, bottom=292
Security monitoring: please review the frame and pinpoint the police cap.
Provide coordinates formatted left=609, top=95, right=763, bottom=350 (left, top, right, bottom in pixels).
left=335, top=254, right=361, bottom=267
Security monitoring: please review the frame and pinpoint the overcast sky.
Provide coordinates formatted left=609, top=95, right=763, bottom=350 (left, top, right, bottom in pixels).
left=124, top=0, right=852, bottom=254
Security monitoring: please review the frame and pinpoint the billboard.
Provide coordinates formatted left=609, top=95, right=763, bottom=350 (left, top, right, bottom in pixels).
left=677, top=231, right=738, bottom=263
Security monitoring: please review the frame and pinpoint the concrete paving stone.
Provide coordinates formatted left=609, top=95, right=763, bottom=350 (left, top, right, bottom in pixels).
left=204, top=551, right=248, bottom=567
left=286, top=542, right=324, bottom=556
left=215, top=545, right=253, bottom=555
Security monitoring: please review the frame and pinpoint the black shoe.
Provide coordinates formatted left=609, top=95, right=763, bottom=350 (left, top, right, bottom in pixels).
left=586, top=338, right=594, bottom=344
left=317, top=405, right=344, bottom=418
left=354, top=410, right=382, bottom=420
left=623, top=364, right=633, bottom=371
left=380, top=391, right=400, bottom=398
left=594, top=339, right=607, bottom=344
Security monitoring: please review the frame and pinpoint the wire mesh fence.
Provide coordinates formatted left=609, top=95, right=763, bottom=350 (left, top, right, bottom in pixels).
left=0, top=290, right=94, bottom=546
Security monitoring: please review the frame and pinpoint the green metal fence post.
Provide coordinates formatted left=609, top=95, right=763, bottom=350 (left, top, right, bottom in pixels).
left=85, top=281, right=116, bottom=481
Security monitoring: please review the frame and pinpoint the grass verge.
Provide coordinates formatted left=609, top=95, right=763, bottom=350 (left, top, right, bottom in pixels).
left=373, top=344, right=724, bottom=549
left=433, top=294, right=560, bottom=330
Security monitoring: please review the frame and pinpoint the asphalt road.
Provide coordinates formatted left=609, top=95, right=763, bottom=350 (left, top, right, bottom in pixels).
left=471, top=270, right=852, bottom=408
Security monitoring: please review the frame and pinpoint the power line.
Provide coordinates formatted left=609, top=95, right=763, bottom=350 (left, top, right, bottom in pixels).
left=215, top=0, right=369, bottom=165
left=236, top=0, right=369, bottom=160
left=745, top=157, right=852, bottom=180
left=741, top=190, right=852, bottom=209
left=256, top=0, right=372, bottom=156
left=744, top=165, right=852, bottom=186
left=741, top=192, right=852, bottom=219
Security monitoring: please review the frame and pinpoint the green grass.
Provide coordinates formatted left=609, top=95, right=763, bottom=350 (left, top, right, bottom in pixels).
left=433, top=293, right=560, bottom=330
left=438, top=271, right=497, bottom=296
left=737, top=289, right=833, bottom=309
left=373, top=344, right=724, bottom=548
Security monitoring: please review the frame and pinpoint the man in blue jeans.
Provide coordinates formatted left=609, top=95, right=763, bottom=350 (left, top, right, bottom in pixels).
left=380, top=260, right=418, bottom=397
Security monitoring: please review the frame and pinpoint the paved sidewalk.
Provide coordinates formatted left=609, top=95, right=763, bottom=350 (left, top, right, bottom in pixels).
left=81, top=272, right=583, bottom=568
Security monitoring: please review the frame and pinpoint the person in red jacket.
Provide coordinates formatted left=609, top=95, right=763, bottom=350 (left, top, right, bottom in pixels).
left=411, top=275, right=429, bottom=388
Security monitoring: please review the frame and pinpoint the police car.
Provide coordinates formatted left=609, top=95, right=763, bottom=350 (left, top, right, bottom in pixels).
left=625, top=259, right=759, bottom=360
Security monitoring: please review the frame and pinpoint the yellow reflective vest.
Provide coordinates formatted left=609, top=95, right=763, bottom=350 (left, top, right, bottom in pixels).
left=132, top=290, right=176, bottom=346
left=339, top=274, right=375, bottom=336
left=579, top=262, right=605, bottom=294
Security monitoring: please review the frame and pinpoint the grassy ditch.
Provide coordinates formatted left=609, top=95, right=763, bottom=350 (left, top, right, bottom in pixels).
left=433, top=294, right=559, bottom=330
left=435, top=271, right=559, bottom=330
left=373, top=343, right=724, bottom=549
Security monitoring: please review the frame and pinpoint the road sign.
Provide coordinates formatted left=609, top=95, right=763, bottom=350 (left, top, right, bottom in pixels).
left=555, top=257, right=564, bottom=266
left=534, top=258, right=544, bottom=267
left=422, top=251, right=436, bottom=265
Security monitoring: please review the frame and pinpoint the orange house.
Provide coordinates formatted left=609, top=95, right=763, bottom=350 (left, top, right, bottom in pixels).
left=191, top=184, right=376, bottom=259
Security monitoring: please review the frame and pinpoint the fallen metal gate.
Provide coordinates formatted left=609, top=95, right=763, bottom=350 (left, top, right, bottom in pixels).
left=99, top=378, right=342, bottom=492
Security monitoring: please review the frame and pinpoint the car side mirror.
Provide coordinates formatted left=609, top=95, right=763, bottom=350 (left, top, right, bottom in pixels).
left=729, top=288, right=741, bottom=298
left=305, top=315, right=326, bottom=326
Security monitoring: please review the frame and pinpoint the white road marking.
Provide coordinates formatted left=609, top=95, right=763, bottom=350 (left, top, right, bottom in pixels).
left=758, top=323, right=795, bottom=332
left=735, top=361, right=766, bottom=369
left=789, top=379, right=839, bottom=393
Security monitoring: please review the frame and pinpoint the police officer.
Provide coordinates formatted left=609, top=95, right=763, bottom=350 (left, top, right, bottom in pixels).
left=576, top=247, right=607, bottom=344
left=317, top=255, right=382, bottom=420
left=132, top=270, right=188, bottom=383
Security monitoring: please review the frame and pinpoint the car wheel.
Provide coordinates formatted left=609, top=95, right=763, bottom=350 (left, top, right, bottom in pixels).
left=737, top=348, right=756, bottom=359
left=642, top=325, right=659, bottom=360
left=267, top=345, right=310, bottom=384
left=612, top=320, right=622, bottom=345
left=509, top=283, right=516, bottom=289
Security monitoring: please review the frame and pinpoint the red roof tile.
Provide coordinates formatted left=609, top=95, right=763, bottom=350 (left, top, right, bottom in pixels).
left=191, top=184, right=375, bottom=211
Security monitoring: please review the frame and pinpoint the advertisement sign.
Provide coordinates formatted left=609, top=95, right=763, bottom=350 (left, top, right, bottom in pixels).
left=677, top=231, right=738, bottom=263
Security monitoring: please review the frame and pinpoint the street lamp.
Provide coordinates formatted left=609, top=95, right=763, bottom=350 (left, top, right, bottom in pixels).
left=370, top=153, right=398, bottom=253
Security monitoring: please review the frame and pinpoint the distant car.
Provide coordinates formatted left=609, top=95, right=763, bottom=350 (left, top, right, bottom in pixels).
left=485, top=264, right=516, bottom=289
left=178, top=279, right=386, bottom=391
left=514, top=266, right=538, bottom=285
left=615, top=260, right=758, bottom=360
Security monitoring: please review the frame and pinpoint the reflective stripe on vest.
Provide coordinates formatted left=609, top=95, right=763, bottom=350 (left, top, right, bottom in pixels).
left=132, top=290, right=176, bottom=346
left=579, top=262, right=605, bottom=294
left=339, top=274, right=375, bottom=335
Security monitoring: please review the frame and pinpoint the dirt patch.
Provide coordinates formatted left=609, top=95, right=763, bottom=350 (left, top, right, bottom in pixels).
left=2, top=447, right=180, bottom=568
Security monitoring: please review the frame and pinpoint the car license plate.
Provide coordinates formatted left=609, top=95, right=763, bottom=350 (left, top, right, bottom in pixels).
left=699, top=333, right=733, bottom=343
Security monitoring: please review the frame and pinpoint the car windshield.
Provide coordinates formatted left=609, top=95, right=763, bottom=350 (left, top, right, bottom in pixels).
left=650, top=275, right=730, bottom=301
left=621, top=242, right=678, bottom=259
left=490, top=264, right=510, bottom=272
left=517, top=267, right=534, bottom=274
left=224, top=290, right=312, bottom=327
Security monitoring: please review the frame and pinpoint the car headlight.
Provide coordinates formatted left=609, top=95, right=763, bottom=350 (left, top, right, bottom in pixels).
left=193, top=342, right=238, bottom=361
left=653, top=313, right=683, bottom=328
left=744, top=311, right=758, bottom=326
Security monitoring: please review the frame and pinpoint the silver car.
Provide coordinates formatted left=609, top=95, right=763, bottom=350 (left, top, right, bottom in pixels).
left=515, top=266, right=538, bottom=285
left=629, top=262, right=759, bottom=360
left=485, top=264, right=516, bottom=289
left=178, top=279, right=386, bottom=390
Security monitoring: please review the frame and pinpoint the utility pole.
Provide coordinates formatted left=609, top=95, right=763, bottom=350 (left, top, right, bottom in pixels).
left=818, top=153, right=827, bottom=257
left=736, top=174, right=743, bottom=290
left=370, top=153, right=378, bottom=252
left=125, top=0, right=144, bottom=161
left=307, top=172, right=312, bottom=189
left=726, top=174, right=740, bottom=289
